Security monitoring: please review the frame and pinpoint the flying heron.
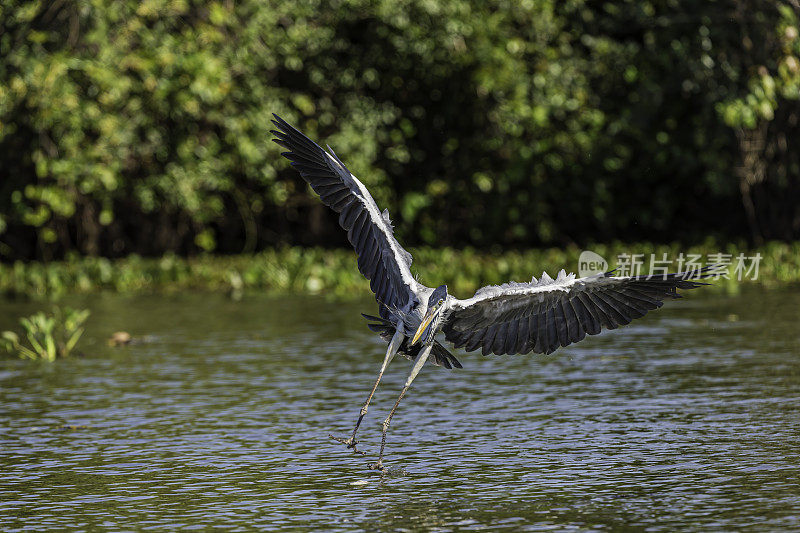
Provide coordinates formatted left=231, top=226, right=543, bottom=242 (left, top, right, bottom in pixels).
left=271, top=114, right=714, bottom=471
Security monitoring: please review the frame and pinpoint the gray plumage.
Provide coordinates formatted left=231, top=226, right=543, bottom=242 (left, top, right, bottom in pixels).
left=271, top=114, right=714, bottom=363
left=271, top=114, right=424, bottom=336
left=362, top=314, right=462, bottom=369
left=272, top=113, right=716, bottom=470
left=443, top=268, right=713, bottom=356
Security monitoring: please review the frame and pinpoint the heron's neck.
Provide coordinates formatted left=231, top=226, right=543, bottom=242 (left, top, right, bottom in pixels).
left=425, top=304, right=455, bottom=342
left=439, top=299, right=454, bottom=321
left=423, top=313, right=442, bottom=345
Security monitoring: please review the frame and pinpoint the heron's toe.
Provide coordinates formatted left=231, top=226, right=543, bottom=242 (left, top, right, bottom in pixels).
left=369, top=460, right=387, bottom=473
left=347, top=439, right=367, bottom=455
left=329, top=433, right=353, bottom=446
left=329, top=434, right=367, bottom=455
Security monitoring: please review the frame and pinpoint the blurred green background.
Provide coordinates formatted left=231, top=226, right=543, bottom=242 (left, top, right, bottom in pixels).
left=1, top=0, right=799, bottom=263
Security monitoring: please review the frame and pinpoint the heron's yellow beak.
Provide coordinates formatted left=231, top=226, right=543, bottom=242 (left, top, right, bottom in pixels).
left=411, top=309, right=436, bottom=345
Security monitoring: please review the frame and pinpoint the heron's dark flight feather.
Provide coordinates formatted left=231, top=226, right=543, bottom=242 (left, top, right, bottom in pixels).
left=274, top=114, right=717, bottom=364
left=443, top=267, right=716, bottom=356
left=271, top=115, right=421, bottom=322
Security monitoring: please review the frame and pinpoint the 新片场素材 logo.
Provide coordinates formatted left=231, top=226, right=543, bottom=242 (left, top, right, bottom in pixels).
left=578, top=250, right=608, bottom=278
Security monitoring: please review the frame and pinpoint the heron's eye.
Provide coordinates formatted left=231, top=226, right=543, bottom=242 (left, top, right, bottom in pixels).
left=438, top=298, right=444, bottom=305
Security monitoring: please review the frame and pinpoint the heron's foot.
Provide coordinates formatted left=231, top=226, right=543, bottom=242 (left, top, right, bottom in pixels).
left=369, top=459, right=387, bottom=473
left=328, top=434, right=367, bottom=455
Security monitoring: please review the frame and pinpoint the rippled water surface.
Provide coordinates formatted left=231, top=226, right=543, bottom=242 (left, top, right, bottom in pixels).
left=2, top=289, right=800, bottom=530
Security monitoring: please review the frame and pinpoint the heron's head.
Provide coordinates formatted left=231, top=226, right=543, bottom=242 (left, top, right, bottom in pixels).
left=411, top=285, right=448, bottom=345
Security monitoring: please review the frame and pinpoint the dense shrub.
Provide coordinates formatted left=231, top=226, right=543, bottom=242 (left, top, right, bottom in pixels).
left=1, top=1, right=798, bottom=260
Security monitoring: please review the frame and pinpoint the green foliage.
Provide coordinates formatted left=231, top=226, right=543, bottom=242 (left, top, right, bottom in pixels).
left=0, top=244, right=796, bottom=300
left=1, top=306, right=90, bottom=360
left=1, top=1, right=798, bottom=260
left=718, top=6, right=800, bottom=128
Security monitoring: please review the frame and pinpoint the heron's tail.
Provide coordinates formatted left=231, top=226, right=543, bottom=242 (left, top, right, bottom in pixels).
left=361, top=313, right=463, bottom=370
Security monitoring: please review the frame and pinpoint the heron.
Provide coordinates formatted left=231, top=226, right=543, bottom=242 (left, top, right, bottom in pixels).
left=271, top=114, right=715, bottom=471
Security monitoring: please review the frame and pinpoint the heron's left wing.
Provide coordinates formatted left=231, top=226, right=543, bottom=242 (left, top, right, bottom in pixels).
left=443, top=267, right=715, bottom=356
left=271, top=115, right=422, bottom=315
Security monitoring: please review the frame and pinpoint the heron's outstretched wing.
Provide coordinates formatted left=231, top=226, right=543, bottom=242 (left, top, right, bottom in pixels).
left=271, top=115, right=422, bottom=315
left=443, top=267, right=715, bottom=356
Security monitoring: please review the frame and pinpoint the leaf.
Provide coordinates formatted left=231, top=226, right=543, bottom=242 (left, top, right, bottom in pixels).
left=45, top=335, right=56, bottom=362
left=2, top=330, right=20, bottom=344
left=65, top=327, right=85, bottom=354
left=17, top=346, right=40, bottom=360
left=26, top=330, right=46, bottom=358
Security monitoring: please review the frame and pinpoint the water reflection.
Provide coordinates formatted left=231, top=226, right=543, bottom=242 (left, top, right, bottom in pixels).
left=1, top=289, right=799, bottom=530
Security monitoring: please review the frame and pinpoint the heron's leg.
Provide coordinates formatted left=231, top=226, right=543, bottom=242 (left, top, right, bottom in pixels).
left=330, top=328, right=403, bottom=452
left=349, top=329, right=404, bottom=442
left=370, top=343, right=433, bottom=472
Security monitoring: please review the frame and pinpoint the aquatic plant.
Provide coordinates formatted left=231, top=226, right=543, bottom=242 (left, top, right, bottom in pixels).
left=0, top=243, right=796, bottom=300
left=1, top=307, right=90, bottom=361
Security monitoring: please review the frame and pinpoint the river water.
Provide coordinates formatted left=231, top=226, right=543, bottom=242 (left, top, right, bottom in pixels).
left=1, top=289, right=799, bottom=530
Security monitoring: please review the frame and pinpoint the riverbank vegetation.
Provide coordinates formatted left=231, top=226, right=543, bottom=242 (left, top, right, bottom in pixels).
left=1, top=243, right=797, bottom=300
left=2, top=1, right=799, bottom=263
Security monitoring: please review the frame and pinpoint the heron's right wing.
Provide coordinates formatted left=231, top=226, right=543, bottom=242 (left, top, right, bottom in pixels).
left=271, top=115, right=421, bottom=313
